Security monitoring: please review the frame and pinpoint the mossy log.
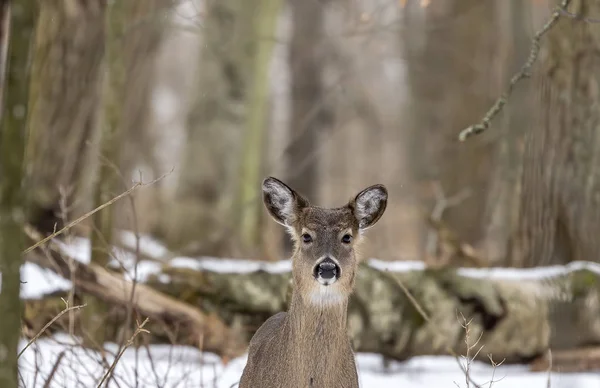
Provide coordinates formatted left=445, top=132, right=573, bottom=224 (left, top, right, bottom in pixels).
left=146, top=261, right=600, bottom=365
left=24, top=236, right=600, bottom=367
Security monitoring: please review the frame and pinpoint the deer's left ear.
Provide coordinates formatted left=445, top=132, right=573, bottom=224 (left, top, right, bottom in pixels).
left=351, top=184, right=387, bottom=230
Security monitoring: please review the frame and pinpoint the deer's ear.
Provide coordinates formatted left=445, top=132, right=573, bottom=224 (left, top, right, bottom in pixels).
left=262, top=177, right=309, bottom=226
left=352, top=184, right=387, bottom=230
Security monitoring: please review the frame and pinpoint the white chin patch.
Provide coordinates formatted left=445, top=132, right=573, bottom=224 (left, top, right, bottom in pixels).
left=317, top=277, right=337, bottom=286
left=309, top=284, right=344, bottom=306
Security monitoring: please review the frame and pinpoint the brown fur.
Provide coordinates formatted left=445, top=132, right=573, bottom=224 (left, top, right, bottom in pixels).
left=239, top=177, right=387, bottom=388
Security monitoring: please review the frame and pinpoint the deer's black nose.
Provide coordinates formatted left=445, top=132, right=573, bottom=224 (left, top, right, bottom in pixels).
left=314, top=258, right=339, bottom=281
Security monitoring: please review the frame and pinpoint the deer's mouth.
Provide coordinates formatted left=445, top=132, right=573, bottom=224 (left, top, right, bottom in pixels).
left=313, top=257, right=340, bottom=286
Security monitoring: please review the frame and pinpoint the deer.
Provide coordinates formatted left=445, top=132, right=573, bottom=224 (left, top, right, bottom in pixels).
left=239, top=177, right=388, bottom=388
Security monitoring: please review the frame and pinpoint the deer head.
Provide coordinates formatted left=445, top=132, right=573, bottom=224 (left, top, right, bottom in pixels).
left=262, top=177, right=388, bottom=307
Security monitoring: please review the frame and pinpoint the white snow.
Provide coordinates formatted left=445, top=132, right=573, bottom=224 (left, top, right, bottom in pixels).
left=118, top=230, right=169, bottom=260
left=20, top=262, right=72, bottom=299
left=18, top=335, right=600, bottom=388
left=12, top=233, right=600, bottom=386
left=170, top=256, right=293, bottom=274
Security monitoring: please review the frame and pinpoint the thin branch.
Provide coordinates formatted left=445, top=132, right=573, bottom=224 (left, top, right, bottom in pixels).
left=42, top=351, right=66, bottom=388
left=546, top=349, right=553, bottom=388
left=559, top=6, right=600, bottom=23
left=23, top=169, right=172, bottom=254
left=458, top=0, right=572, bottom=141
left=97, top=318, right=150, bottom=388
left=18, top=300, right=86, bottom=359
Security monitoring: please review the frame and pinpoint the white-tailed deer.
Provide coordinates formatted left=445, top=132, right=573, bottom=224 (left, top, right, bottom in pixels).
left=239, top=177, right=388, bottom=388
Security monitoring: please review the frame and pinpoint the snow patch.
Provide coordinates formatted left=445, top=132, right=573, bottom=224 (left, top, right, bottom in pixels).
left=21, top=262, right=72, bottom=299
left=170, top=256, right=293, bottom=274
left=17, top=335, right=600, bottom=388
left=118, top=230, right=168, bottom=259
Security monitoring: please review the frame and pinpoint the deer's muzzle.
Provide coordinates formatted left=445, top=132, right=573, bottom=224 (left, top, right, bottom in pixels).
left=313, top=257, right=340, bottom=285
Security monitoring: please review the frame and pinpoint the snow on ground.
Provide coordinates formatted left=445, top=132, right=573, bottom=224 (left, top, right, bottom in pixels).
left=17, top=335, right=600, bottom=388
left=15, top=232, right=600, bottom=387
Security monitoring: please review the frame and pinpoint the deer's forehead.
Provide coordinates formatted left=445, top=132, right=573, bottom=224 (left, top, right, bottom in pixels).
left=300, top=207, right=356, bottom=231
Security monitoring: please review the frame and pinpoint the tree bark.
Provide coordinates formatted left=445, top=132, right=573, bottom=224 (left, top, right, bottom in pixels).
left=512, top=0, right=600, bottom=267
left=281, top=0, right=330, bottom=255
left=236, top=0, right=282, bottom=253
left=403, top=0, right=500, bottom=250
left=25, top=0, right=105, bottom=234
left=0, top=0, right=9, bottom=108
left=479, top=0, right=531, bottom=265
left=166, top=0, right=257, bottom=256
left=0, top=1, right=35, bottom=386
left=115, top=0, right=173, bottom=234
left=84, top=0, right=126, bottom=346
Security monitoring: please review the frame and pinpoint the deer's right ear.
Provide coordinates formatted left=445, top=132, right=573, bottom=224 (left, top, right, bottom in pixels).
left=262, top=177, right=308, bottom=226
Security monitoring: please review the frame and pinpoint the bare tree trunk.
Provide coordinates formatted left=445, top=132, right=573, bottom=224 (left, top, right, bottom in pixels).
left=479, top=0, right=532, bottom=265
left=403, top=0, right=500, bottom=251
left=166, top=0, right=255, bottom=256
left=84, top=0, right=125, bottom=345
left=236, top=0, right=282, bottom=253
left=168, top=0, right=282, bottom=258
left=115, top=0, right=173, bottom=234
left=25, top=0, right=105, bottom=234
left=283, top=0, right=330, bottom=254
left=0, top=0, right=9, bottom=108
left=0, top=1, right=35, bottom=386
left=512, top=1, right=600, bottom=267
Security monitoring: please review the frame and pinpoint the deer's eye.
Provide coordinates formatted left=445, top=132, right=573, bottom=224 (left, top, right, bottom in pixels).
left=341, top=234, right=352, bottom=244
left=302, top=233, right=313, bottom=243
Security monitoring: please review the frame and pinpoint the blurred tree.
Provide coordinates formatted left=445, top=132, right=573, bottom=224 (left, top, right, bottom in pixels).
left=283, top=0, right=329, bottom=254
left=84, top=0, right=126, bottom=346
left=0, top=0, right=35, bottom=386
left=167, top=0, right=253, bottom=255
left=168, top=0, right=281, bottom=257
left=119, top=1, right=173, bottom=179
left=25, top=0, right=105, bottom=233
left=512, top=0, right=600, bottom=267
left=0, top=0, right=8, bottom=105
left=115, top=0, right=174, bottom=233
left=236, top=0, right=282, bottom=252
left=403, top=0, right=500, bottom=249
left=480, top=0, right=532, bottom=265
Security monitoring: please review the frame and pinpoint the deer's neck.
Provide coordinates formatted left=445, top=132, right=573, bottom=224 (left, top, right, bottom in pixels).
left=286, top=290, right=350, bottom=352
left=278, top=287, right=358, bottom=387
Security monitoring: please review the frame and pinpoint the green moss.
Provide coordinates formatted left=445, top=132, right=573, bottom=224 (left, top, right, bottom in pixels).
left=571, top=269, right=600, bottom=297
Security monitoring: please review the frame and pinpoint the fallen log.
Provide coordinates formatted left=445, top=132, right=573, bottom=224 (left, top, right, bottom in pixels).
left=23, top=228, right=246, bottom=360
left=23, top=229, right=600, bottom=368
left=146, top=258, right=600, bottom=365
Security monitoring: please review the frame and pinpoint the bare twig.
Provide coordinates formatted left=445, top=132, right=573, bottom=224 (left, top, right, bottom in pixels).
left=18, top=300, right=86, bottom=359
left=97, top=318, right=150, bottom=388
left=458, top=0, right=572, bottom=141
left=42, top=351, right=66, bottom=388
left=458, top=312, right=484, bottom=388
left=425, top=182, right=472, bottom=260
left=546, top=349, right=553, bottom=388
left=486, top=354, right=506, bottom=388
left=559, top=5, right=600, bottom=23
left=23, top=169, right=172, bottom=255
